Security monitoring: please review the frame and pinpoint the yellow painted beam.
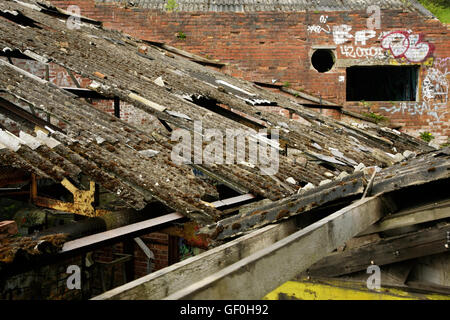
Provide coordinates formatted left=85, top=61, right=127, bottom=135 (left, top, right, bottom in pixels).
left=263, top=279, right=450, bottom=300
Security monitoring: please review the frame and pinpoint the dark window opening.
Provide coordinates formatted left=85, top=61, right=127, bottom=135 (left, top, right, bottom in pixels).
left=346, top=66, right=419, bottom=101
left=311, top=49, right=335, bottom=73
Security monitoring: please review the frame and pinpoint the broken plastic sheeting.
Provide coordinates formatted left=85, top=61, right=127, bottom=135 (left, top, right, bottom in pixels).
left=19, top=131, right=42, bottom=150
left=154, top=76, right=165, bottom=87
left=329, top=147, right=358, bottom=166
left=15, top=130, right=61, bottom=151
left=312, top=142, right=323, bottom=150
left=34, top=130, right=61, bottom=148
left=1, top=47, right=49, bottom=64
left=22, top=50, right=49, bottom=64
left=215, top=80, right=255, bottom=97
left=165, top=110, right=192, bottom=121
left=138, top=149, right=159, bottom=158
left=12, top=0, right=42, bottom=12
left=241, top=97, right=276, bottom=106
left=0, top=129, right=26, bottom=151
left=307, top=150, right=347, bottom=166
left=95, top=136, right=105, bottom=144
left=127, top=92, right=166, bottom=112
left=249, top=132, right=282, bottom=151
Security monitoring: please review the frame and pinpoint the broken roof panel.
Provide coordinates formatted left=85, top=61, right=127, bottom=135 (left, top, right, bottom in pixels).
left=0, top=0, right=434, bottom=232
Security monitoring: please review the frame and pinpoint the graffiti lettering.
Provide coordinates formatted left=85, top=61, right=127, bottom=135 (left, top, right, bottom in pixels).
left=422, top=68, right=449, bottom=103
left=307, top=15, right=331, bottom=34
left=333, top=24, right=353, bottom=45
left=355, top=30, right=377, bottom=46
left=381, top=102, right=448, bottom=124
left=435, top=57, right=450, bottom=69
left=307, top=25, right=331, bottom=34
left=340, top=45, right=384, bottom=59
left=381, top=31, right=434, bottom=63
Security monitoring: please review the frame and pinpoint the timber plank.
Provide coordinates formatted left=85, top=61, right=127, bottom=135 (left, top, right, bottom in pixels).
left=164, top=196, right=384, bottom=300
left=308, top=223, right=450, bottom=277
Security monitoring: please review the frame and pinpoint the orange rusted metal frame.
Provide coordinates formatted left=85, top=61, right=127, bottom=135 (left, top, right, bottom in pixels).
left=30, top=175, right=109, bottom=217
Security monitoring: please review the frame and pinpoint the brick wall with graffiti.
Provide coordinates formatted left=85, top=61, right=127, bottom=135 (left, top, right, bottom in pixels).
left=46, top=1, right=450, bottom=143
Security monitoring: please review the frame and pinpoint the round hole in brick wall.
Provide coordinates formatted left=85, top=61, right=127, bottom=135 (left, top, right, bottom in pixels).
left=311, top=49, right=335, bottom=73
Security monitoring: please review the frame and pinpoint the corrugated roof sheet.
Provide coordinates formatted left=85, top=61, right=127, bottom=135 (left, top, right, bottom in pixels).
left=0, top=0, right=434, bottom=233
left=96, top=0, right=433, bottom=14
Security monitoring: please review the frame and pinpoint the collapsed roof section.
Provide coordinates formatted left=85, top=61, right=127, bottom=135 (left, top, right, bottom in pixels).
left=0, top=0, right=434, bottom=230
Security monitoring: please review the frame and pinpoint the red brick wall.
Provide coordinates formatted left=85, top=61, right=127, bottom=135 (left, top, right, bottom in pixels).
left=48, top=1, right=450, bottom=143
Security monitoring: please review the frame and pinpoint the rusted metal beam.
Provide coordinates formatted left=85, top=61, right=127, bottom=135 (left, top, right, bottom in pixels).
left=61, top=87, right=113, bottom=99
left=0, top=96, right=62, bottom=132
left=32, top=178, right=109, bottom=217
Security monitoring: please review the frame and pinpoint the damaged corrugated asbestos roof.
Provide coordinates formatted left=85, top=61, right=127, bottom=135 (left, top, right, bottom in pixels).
left=0, top=0, right=436, bottom=234
left=95, top=0, right=434, bottom=16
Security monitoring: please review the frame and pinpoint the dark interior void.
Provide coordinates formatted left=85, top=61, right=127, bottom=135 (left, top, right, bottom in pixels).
left=311, top=49, right=335, bottom=73
left=346, top=66, right=419, bottom=101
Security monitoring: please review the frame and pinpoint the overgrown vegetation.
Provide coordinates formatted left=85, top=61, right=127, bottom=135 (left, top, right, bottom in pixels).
left=418, top=0, right=450, bottom=23
left=283, top=81, right=290, bottom=88
left=419, top=131, right=435, bottom=142
left=165, top=0, right=178, bottom=12
left=362, top=111, right=389, bottom=124
left=177, top=31, right=186, bottom=39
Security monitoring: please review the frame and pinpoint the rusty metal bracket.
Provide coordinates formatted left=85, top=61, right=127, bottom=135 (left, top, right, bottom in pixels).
left=31, top=175, right=109, bottom=217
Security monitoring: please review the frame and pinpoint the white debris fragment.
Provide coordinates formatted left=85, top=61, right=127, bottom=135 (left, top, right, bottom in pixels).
left=302, top=182, right=316, bottom=191
left=428, top=141, right=440, bottom=150
left=286, top=177, right=296, bottom=185
left=95, top=136, right=106, bottom=144
left=319, top=179, right=332, bottom=186
left=354, top=163, right=366, bottom=172
left=139, top=149, right=159, bottom=158
left=324, top=172, right=334, bottom=178
left=278, top=122, right=290, bottom=130
left=393, top=153, right=405, bottom=163
left=154, top=76, right=165, bottom=87
left=403, top=150, right=416, bottom=159
left=165, top=110, right=192, bottom=121
left=35, top=130, right=61, bottom=149
left=0, top=130, right=24, bottom=152
left=88, top=81, right=101, bottom=89
left=312, top=142, right=322, bottom=150
left=215, top=80, right=256, bottom=96
left=337, top=171, right=349, bottom=179
left=239, top=161, right=255, bottom=168
left=19, top=131, right=41, bottom=150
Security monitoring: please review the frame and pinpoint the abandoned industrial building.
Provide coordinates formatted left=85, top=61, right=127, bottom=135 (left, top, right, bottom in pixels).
left=0, top=0, right=449, bottom=302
